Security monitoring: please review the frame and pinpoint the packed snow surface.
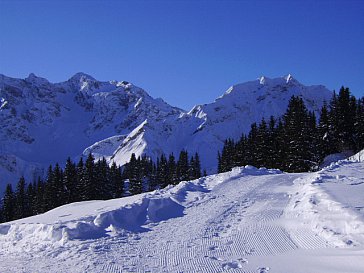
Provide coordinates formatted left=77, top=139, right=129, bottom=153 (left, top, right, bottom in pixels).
left=1, top=156, right=363, bottom=272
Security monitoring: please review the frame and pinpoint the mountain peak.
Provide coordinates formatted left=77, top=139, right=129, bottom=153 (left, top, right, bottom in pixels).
left=25, top=73, right=49, bottom=84
left=285, top=73, right=294, bottom=83
left=259, top=76, right=267, bottom=85
left=68, top=72, right=97, bottom=82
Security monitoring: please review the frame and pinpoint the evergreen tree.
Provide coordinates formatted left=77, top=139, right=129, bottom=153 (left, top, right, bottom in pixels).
left=354, top=98, right=364, bottom=151
left=337, top=87, right=356, bottom=150
left=110, top=162, right=123, bottom=198
left=188, top=156, right=196, bottom=180
left=177, top=150, right=189, bottom=181
left=274, top=118, right=286, bottom=170
left=283, top=96, right=312, bottom=172
left=220, top=139, right=235, bottom=172
left=317, top=103, right=334, bottom=160
left=95, top=158, right=112, bottom=200
left=193, top=152, right=201, bottom=179
left=255, top=118, right=269, bottom=167
left=0, top=206, right=3, bottom=223
left=307, top=111, right=319, bottom=170
left=53, top=163, right=65, bottom=207
left=148, top=162, right=159, bottom=191
left=167, top=153, right=178, bottom=185
left=63, top=157, right=78, bottom=203
left=76, top=157, right=86, bottom=201
left=33, top=177, right=45, bottom=214
left=235, top=134, right=247, bottom=167
left=246, top=123, right=258, bottom=167
left=43, top=165, right=56, bottom=210
left=266, top=116, right=278, bottom=168
left=128, top=153, right=143, bottom=195
left=157, top=154, right=169, bottom=188
left=26, top=182, right=35, bottom=217
left=2, top=184, right=15, bottom=222
left=83, top=154, right=97, bottom=200
left=14, top=177, right=27, bottom=219
left=329, top=87, right=356, bottom=151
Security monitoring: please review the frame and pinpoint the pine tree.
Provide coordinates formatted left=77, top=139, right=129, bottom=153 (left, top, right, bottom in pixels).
left=33, top=177, right=45, bottom=214
left=63, top=157, right=78, bottom=203
left=53, top=163, right=65, bottom=207
left=157, top=154, right=169, bottom=188
left=235, top=134, right=247, bottom=167
left=266, top=116, right=277, bottom=168
left=306, top=111, right=319, bottom=170
left=128, top=153, right=143, bottom=195
left=283, top=96, right=312, bottom=172
left=274, top=118, right=286, bottom=170
left=43, top=165, right=56, bottom=210
left=26, top=182, right=35, bottom=217
left=246, top=123, right=258, bottom=167
left=354, top=98, right=364, bottom=151
left=193, top=152, right=201, bottom=179
left=337, top=87, right=356, bottom=150
left=188, top=155, right=196, bottom=180
left=14, top=177, right=27, bottom=219
left=177, top=150, right=189, bottom=181
left=0, top=206, right=3, bottom=223
left=2, top=184, right=15, bottom=222
left=329, top=87, right=356, bottom=151
left=83, top=154, right=97, bottom=200
left=317, top=103, right=334, bottom=160
left=110, top=161, right=124, bottom=198
left=167, top=153, right=178, bottom=185
left=148, top=162, right=159, bottom=191
left=220, top=139, right=235, bottom=172
left=95, top=158, right=111, bottom=200
left=76, top=157, right=86, bottom=201
left=255, top=118, right=269, bottom=167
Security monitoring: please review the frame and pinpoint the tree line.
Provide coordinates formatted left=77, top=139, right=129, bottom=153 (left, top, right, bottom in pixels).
left=218, top=87, right=364, bottom=173
left=0, top=150, right=202, bottom=223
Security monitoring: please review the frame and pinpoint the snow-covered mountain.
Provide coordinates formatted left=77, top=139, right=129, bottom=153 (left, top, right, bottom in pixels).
left=0, top=73, right=332, bottom=192
left=1, top=152, right=363, bottom=272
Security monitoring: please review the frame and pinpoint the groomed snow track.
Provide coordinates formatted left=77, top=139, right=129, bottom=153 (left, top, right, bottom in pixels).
left=0, top=163, right=364, bottom=272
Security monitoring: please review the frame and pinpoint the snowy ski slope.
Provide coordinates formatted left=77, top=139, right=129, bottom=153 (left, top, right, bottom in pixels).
left=0, top=154, right=363, bottom=272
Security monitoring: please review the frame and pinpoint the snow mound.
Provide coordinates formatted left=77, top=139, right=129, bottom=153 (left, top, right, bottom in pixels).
left=0, top=195, right=185, bottom=248
left=349, top=149, right=364, bottom=162
left=287, top=160, right=364, bottom=247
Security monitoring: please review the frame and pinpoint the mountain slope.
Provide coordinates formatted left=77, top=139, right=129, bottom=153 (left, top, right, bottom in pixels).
left=96, top=74, right=332, bottom=172
left=0, top=155, right=363, bottom=272
left=0, top=73, right=332, bottom=192
left=0, top=73, right=182, bottom=192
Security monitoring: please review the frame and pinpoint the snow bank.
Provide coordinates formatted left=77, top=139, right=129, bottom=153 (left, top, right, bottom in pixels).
left=287, top=161, right=364, bottom=247
left=0, top=195, right=185, bottom=250
left=0, top=164, right=283, bottom=252
left=349, top=149, right=364, bottom=162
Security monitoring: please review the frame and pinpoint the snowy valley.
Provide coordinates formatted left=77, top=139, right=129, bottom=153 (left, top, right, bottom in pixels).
left=0, top=150, right=363, bottom=272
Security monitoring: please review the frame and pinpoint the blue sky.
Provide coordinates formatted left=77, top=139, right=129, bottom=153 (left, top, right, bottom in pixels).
left=1, top=0, right=363, bottom=110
